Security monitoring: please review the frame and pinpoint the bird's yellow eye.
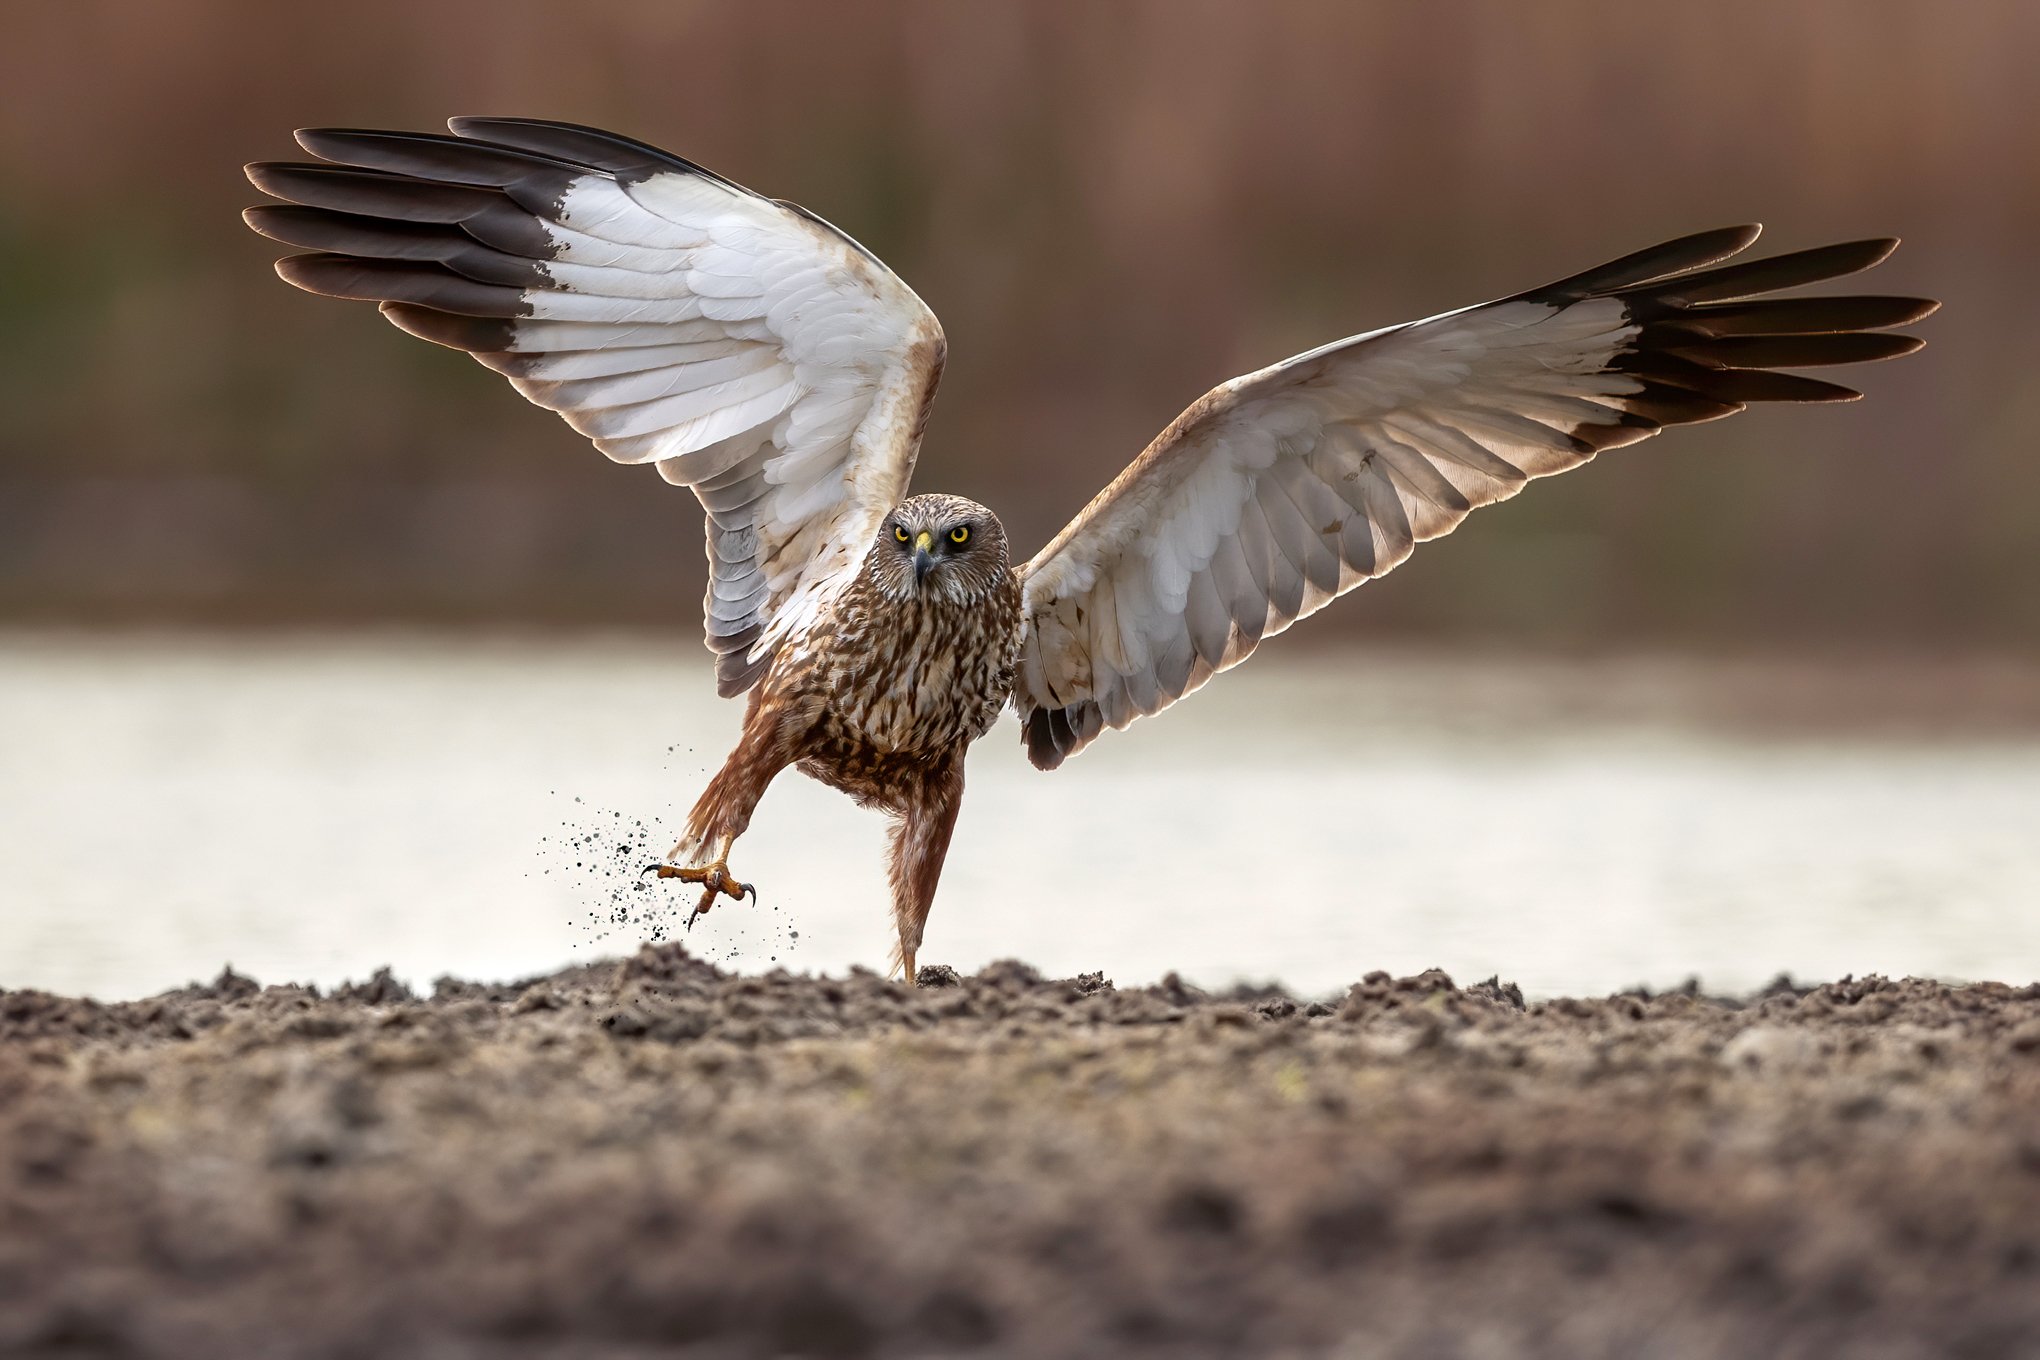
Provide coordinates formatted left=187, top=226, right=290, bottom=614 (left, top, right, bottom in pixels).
left=894, top=525, right=910, bottom=543
left=949, top=526, right=970, bottom=545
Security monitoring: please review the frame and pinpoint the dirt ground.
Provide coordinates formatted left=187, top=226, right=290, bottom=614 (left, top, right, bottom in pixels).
left=4, top=951, right=2038, bottom=1359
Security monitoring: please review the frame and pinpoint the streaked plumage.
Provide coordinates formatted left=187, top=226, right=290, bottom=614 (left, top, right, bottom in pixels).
left=246, top=118, right=1936, bottom=977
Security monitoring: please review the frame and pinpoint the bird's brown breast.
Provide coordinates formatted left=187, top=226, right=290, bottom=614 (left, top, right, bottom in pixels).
left=762, top=558, right=1028, bottom=782
left=780, top=563, right=1023, bottom=764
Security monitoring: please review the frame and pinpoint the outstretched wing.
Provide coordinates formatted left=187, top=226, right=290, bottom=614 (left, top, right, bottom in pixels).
left=1015, top=227, right=1935, bottom=768
left=245, top=118, right=945, bottom=696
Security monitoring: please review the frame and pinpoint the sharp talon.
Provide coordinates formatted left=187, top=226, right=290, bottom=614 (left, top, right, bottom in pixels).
left=645, top=857, right=756, bottom=917
left=642, top=863, right=664, bottom=877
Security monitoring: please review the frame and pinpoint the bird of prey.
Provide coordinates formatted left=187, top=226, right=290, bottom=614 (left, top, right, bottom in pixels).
left=245, top=118, right=1935, bottom=981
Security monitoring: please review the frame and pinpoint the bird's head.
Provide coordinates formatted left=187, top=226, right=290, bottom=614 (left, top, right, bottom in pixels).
left=872, top=494, right=1009, bottom=604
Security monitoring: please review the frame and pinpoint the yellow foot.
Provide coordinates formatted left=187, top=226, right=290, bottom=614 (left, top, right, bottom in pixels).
left=642, top=859, right=756, bottom=930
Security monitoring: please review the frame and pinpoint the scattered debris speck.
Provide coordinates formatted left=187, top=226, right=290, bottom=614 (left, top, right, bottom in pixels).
left=537, top=777, right=800, bottom=971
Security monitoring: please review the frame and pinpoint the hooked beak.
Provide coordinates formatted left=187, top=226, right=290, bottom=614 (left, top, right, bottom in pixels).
left=913, top=530, right=935, bottom=585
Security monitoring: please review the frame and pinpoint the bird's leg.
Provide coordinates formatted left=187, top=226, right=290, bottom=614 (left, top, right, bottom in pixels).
left=644, top=714, right=787, bottom=929
left=644, top=833, right=754, bottom=930
left=885, top=755, right=965, bottom=985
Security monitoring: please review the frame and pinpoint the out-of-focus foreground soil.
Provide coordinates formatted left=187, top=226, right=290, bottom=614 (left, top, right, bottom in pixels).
left=4, top=951, right=2038, bottom=1359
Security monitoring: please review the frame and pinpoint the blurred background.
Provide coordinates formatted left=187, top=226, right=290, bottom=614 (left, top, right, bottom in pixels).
left=5, top=0, right=2037, bottom=638
left=4, top=0, right=2037, bottom=1000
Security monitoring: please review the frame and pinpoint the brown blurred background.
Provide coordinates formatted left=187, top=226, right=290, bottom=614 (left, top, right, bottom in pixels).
left=2, top=0, right=2034, bottom=647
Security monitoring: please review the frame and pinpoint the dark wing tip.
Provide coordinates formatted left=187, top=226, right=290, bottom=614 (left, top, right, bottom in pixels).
left=294, top=126, right=357, bottom=158
left=447, top=115, right=735, bottom=188
left=1667, top=294, right=1940, bottom=337
left=244, top=160, right=305, bottom=195
left=378, top=302, right=517, bottom=353
left=1676, top=332, right=1927, bottom=367
left=274, top=252, right=416, bottom=300
left=271, top=253, right=532, bottom=317
left=1023, top=707, right=1072, bottom=770
left=1762, top=376, right=1864, bottom=403
left=295, top=124, right=505, bottom=154
left=1575, top=229, right=1934, bottom=430
left=1527, top=224, right=1763, bottom=301
left=1813, top=236, right=1901, bottom=277
left=294, top=127, right=449, bottom=166
left=1643, top=237, right=1906, bottom=307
